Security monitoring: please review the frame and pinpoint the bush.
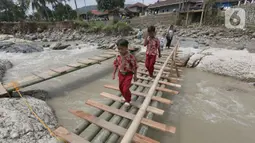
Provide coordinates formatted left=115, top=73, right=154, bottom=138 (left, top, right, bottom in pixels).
left=73, top=20, right=89, bottom=28
left=102, top=24, right=116, bottom=34
left=73, top=20, right=133, bottom=35
left=115, top=21, right=133, bottom=35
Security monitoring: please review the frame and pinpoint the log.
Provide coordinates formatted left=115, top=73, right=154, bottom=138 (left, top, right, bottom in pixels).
left=50, top=66, right=74, bottom=74
left=137, top=70, right=183, bottom=83
left=77, top=59, right=99, bottom=65
left=88, top=56, right=107, bottom=61
left=69, top=110, right=159, bottom=143
left=137, top=76, right=181, bottom=88
left=86, top=100, right=176, bottom=133
left=33, top=70, right=59, bottom=79
left=66, top=62, right=83, bottom=68
left=100, top=92, right=164, bottom=115
left=54, top=127, right=90, bottom=143
left=131, top=82, right=179, bottom=95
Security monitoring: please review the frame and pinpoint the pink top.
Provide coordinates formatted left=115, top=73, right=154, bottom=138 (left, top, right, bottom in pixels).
left=114, top=53, right=138, bottom=74
left=144, top=37, right=160, bottom=56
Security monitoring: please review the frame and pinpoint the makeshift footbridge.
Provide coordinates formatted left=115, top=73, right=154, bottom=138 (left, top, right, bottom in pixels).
left=0, top=41, right=184, bottom=143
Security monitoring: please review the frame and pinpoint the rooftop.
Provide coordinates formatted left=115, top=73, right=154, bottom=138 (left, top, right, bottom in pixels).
left=128, top=2, right=148, bottom=8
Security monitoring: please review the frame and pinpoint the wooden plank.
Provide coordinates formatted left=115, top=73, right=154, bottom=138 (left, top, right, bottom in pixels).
left=137, top=71, right=183, bottom=83
left=86, top=100, right=176, bottom=133
left=132, top=82, right=179, bottom=95
left=3, top=75, right=41, bottom=90
left=131, top=91, right=172, bottom=104
left=66, top=62, right=83, bottom=68
left=98, top=54, right=114, bottom=58
left=77, top=59, right=99, bottom=65
left=0, top=83, right=8, bottom=97
left=138, top=63, right=182, bottom=72
left=33, top=70, right=59, bottom=79
left=50, top=66, right=74, bottom=74
left=100, top=92, right=164, bottom=115
left=104, top=82, right=179, bottom=94
left=88, top=56, right=106, bottom=61
left=144, top=69, right=184, bottom=78
left=103, top=84, right=172, bottom=104
left=69, top=110, right=159, bottom=143
left=104, top=51, right=118, bottom=55
left=54, top=127, right=90, bottom=143
left=137, top=76, right=181, bottom=88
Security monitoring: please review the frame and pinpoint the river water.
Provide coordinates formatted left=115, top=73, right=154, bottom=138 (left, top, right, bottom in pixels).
left=1, top=40, right=255, bottom=143
left=147, top=68, right=255, bottom=143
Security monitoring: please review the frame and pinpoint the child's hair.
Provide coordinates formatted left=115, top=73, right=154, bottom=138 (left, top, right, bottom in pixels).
left=116, top=39, right=129, bottom=47
left=147, top=26, right=156, bottom=33
left=169, top=25, right=174, bottom=30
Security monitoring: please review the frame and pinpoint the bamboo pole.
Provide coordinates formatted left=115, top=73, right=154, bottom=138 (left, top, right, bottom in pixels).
left=120, top=42, right=179, bottom=143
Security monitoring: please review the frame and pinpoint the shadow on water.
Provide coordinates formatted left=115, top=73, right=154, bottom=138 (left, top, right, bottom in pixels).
left=147, top=68, right=255, bottom=143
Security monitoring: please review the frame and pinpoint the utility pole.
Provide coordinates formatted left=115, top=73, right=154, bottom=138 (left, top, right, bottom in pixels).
left=200, top=0, right=206, bottom=26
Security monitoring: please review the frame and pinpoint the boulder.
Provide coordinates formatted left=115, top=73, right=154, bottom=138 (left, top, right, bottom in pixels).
left=50, top=42, right=70, bottom=50
left=246, top=40, right=255, bottom=53
left=109, top=43, right=116, bottom=49
left=0, top=96, right=58, bottom=143
left=52, top=44, right=70, bottom=50
left=187, top=54, right=205, bottom=68
left=0, top=59, right=12, bottom=81
left=177, top=47, right=201, bottom=66
left=0, top=43, right=43, bottom=53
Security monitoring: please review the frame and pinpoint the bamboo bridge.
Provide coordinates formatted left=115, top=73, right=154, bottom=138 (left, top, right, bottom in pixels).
left=0, top=42, right=183, bottom=143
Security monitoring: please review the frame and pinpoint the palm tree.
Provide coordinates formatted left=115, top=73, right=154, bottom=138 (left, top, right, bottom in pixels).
left=18, top=0, right=58, bottom=21
left=74, top=0, right=79, bottom=19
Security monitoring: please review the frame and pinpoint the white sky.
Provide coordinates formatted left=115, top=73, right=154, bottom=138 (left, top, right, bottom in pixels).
left=66, top=0, right=157, bottom=9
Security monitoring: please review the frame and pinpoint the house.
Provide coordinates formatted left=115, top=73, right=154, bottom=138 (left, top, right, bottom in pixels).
left=148, top=0, right=203, bottom=14
left=126, top=2, right=148, bottom=14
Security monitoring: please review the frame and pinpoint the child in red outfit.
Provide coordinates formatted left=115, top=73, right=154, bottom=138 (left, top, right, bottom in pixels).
left=112, top=39, right=138, bottom=106
left=144, top=26, right=161, bottom=78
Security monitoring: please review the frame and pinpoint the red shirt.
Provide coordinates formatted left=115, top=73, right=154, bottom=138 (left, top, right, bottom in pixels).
left=144, top=37, right=160, bottom=56
left=114, top=52, right=138, bottom=74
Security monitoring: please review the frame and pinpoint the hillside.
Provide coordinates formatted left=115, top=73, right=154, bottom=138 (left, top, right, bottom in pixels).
left=77, top=4, right=132, bottom=14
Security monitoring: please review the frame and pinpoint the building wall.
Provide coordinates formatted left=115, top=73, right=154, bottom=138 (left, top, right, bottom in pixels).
left=235, top=4, right=255, bottom=26
left=150, top=4, right=180, bottom=13
left=130, top=12, right=177, bottom=27
left=129, top=7, right=138, bottom=12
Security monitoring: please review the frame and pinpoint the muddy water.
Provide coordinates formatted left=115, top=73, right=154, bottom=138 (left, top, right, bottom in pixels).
left=147, top=68, right=255, bottom=143
left=1, top=43, right=101, bottom=82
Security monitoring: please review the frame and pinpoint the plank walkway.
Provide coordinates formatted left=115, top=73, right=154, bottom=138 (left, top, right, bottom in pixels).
left=53, top=43, right=183, bottom=143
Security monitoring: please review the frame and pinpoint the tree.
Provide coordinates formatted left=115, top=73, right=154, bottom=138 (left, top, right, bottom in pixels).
left=53, top=3, right=77, bottom=21
left=0, top=0, right=26, bottom=21
left=17, top=0, right=58, bottom=21
left=96, top=0, right=125, bottom=10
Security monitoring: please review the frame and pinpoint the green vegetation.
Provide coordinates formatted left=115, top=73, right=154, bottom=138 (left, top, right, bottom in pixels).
left=0, top=0, right=77, bottom=22
left=74, top=20, right=132, bottom=35
left=96, top=0, right=125, bottom=10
